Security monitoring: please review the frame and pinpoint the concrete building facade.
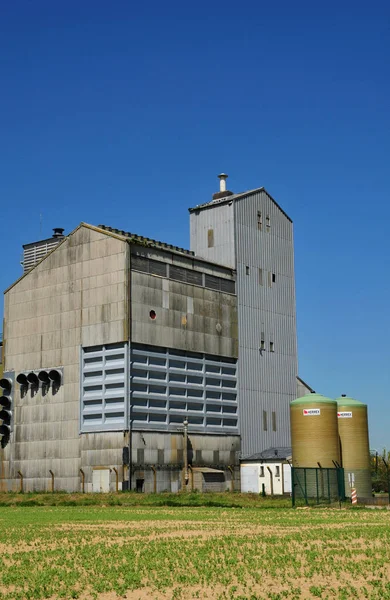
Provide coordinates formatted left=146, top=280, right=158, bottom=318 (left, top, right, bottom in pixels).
left=1, top=175, right=299, bottom=492
left=1, top=224, right=239, bottom=492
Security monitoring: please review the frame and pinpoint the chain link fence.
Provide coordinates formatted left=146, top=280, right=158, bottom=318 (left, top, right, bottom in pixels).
left=292, top=467, right=345, bottom=507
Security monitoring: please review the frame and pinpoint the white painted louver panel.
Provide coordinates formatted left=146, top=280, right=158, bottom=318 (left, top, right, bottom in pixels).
left=80, top=343, right=128, bottom=432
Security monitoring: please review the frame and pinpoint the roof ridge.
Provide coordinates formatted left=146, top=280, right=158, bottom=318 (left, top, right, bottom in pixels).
left=97, top=224, right=195, bottom=256
left=188, top=187, right=292, bottom=223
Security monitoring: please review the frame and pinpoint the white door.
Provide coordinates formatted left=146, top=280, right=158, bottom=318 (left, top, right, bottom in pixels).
left=240, top=464, right=260, bottom=493
left=283, top=464, right=291, bottom=494
left=92, top=469, right=110, bottom=493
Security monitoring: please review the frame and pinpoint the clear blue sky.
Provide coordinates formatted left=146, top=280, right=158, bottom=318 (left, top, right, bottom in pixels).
left=1, top=1, right=389, bottom=448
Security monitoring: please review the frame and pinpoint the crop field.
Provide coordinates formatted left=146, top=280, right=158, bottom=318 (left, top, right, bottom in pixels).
left=0, top=494, right=390, bottom=600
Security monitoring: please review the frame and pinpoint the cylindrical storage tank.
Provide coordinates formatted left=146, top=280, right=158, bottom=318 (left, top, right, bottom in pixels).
left=336, top=395, right=372, bottom=500
left=291, top=393, right=340, bottom=468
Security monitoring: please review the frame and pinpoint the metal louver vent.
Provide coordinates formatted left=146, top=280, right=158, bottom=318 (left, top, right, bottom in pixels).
left=204, top=275, right=220, bottom=291
left=220, top=279, right=235, bottom=294
left=131, top=255, right=149, bottom=273
left=186, top=270, right=203, bottom=286
left=149, top=259, right=167, bottom=277
left=169, top=265, right=187, bottom=283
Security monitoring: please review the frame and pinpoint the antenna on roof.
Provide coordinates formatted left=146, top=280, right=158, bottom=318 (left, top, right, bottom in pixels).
left=40, top=212, right=43, bottom=237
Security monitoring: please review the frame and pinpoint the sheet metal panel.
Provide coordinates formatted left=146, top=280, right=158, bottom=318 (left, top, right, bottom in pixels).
left=234, top=191, right=298, bottom=456
left=190, top=202, right=235, bottom=268
left=130, top=343, right=238, bottom=434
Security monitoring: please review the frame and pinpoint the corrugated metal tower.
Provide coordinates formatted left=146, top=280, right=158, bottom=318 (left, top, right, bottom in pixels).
left=290, top=393, right=340, bottom=468
left=336, top=395, right=372, bottom=499
left=190, top=175, right=298, bottom=456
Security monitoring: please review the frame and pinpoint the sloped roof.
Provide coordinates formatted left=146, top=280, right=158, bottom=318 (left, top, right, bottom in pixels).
left=297, top=376, right=315, bottom=393
left=188, top=187, right=292, bottom=223
left=241, top=447, right=292, bottom=462
left=98, top=224, right=195, bottom=257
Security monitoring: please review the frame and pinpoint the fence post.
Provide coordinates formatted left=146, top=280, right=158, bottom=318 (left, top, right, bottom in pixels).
left=315, top=468, right=319, bottom=505
left=291, top=468, right=295, bottom=507
left=79, top=469, right=85, bottom=493
left=228, top=465, right=234, bottom=492
left=49, top=470, right=54, bottom=493
left=327, top=469, right=331, bottom=503
left=113, top=467, right=119, bottom=493
left=151, top=466, right=157, bottom=493
left=188, top=465, right=194, bottom=492
left=304, top=468, right=308, bottom=505
left=17, top=471, right=23, bottom=493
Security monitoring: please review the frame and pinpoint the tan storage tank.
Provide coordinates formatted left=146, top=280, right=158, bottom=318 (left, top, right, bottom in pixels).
left=336, top=395, right=372, bottom=499
left=291, top=393, right=340, bottom=468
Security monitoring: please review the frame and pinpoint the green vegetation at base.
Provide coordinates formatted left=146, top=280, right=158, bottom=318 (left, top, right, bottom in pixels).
left=0, top=502, right=389, bottom=599
left=0, top=491, right=291, bottom=509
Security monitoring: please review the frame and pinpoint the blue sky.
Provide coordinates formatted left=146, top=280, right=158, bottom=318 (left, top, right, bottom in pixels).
left=1, top=1, right=389, bottom=448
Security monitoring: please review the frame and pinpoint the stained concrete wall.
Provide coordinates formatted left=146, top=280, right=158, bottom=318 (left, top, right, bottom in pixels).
left=130, top=431, right=240, bottom=493
left=131, top=272, right=238, bottom=358
left=1, top=225, right=129, bottom=491
left=1, top=225, right=241, bottom=492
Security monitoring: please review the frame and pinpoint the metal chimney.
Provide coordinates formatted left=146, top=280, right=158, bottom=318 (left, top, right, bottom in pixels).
left=212, top=173, right=234, bottom=201
left=218, top=173, right=228, bottom=192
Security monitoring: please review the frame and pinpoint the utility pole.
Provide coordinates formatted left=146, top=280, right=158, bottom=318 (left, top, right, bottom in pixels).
left=183, top=418, right=189, bottom=486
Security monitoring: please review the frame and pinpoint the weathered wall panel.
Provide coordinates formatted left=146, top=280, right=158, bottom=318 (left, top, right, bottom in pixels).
left=1, top=226, right=128, bottom=491
left=190, top=202, right=235, bottom=268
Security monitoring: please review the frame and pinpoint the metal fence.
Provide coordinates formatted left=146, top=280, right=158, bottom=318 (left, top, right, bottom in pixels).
left=292, top=467, right=345, bottom=507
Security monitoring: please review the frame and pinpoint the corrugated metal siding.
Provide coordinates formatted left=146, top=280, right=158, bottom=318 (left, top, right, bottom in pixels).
left=190, top=203, right=235, bottom=268
left=235, top=191, right=297, bottom=456
left=130, top=343, right=238, bottom=434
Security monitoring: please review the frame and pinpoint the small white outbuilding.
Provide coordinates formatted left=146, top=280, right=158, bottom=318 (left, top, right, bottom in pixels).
left=240, top=447, right=292, bottom=495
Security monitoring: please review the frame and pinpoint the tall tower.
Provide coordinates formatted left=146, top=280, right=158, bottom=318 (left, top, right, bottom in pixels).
left=189, top=175, right=298, bottom=456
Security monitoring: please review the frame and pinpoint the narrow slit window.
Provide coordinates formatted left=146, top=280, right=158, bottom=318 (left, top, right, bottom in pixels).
left=275, top=465, right=280, bottom=477
left=207, top=229, right=214, bottom=248
left=259, top=268, right=263, bottom=286
left=266, top=215, right=271, bottom=229
left=257, top=211, right=262, bottom=230
left=263, top=410, right=267, bottom=431
left=272, top=273, right=276, bottom=283
left=260, top=339, right=265, bottom=351
left=270, top=342, right=274, bottom=353
left=260, top=466, right=265, bottom=477
left=246, top=266, right=250, bottom=276
left=272, top=411, right=276, bottom=431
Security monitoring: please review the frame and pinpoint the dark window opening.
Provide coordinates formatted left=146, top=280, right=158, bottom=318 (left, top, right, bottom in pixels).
left=246, top=266, right=250, bottom=276
left=270, top=342, right=274, bottom=353
left=260, top=466, right=265, bottom=477
left=272, top=411, right=276, bottom=431
left=263, top=410, right=267, bottom=431
left=275, top=465, right=280, bottom=477
left=272, top=273, right=276, bottom=283
left=149, top=310, right=157, bottom=320
left=257, top=211, right=262, bottom=230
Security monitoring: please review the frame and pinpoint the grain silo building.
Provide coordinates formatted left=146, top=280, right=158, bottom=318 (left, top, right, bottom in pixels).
left=1, top=175, right=299, bottom=491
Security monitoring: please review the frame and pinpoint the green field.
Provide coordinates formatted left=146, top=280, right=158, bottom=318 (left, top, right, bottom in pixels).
left=0, top=494, right=389, bottom=600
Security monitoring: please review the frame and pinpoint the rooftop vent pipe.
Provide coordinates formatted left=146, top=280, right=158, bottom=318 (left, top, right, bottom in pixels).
left=212, top=173, right=234, bottom=201
left=218, top=173, right=228, bottom=192
left=52, top=228, right=65, bottom=238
